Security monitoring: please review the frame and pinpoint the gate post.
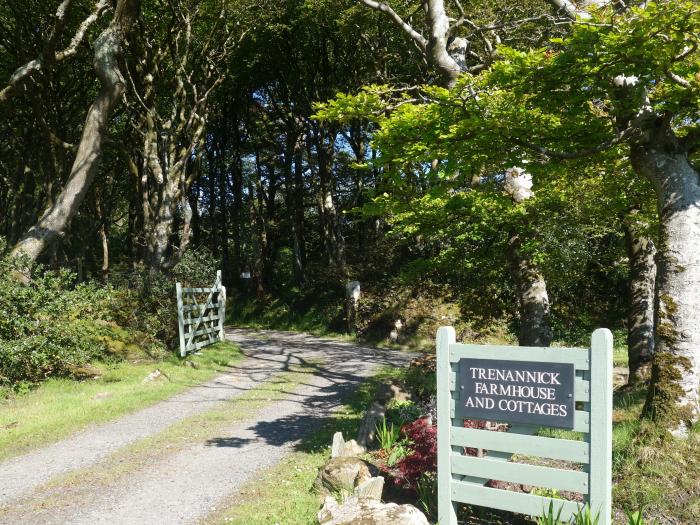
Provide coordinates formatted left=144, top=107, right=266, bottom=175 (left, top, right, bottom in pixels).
left=176, top=282, right=186, bottom=357
left=437, top=326, right=457, bottom=525
left=588, top=328, right=613, bottom=524
left=218, top=285, right=226, bottom=342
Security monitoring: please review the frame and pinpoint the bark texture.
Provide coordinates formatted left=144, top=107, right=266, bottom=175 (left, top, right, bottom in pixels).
left=633, top=142, right=700, bottom=434
left=623, top=212, right=656, bottom=383
left=11, top=0, right=142, bottom=262
left=507, top=233, right=553, bottom=347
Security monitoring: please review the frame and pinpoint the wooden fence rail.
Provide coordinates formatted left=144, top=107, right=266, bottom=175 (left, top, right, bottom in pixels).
left=176, top=270, right=226, bottom=357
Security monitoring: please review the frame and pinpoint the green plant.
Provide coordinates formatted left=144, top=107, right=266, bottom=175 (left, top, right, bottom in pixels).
left=386, top=441, right=409, bottom=467
left=571, top=505, right=600, bottom=525
left=414, top=472, right=437, bottom=518
left=624, top=508, right=658, bottom=525
left=536, top=500, right=565, bottom=525
left=386, top=399, right=422, bottom=425
left=532, top=487, right=562, bottom=499
left=375, top=417, right=400, bottom=451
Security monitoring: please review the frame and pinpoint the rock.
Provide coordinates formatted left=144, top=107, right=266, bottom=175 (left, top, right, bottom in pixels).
left=613, top=367, right=629, bottom=387
left=142, top=369, right=169, bottom=383
left=342, top=439, right=365, bottom=457
left=353, top=476, right=384, bottom=501
left=357, top=402, right=386, bottom=448
left=331, top=432, right=366, bottom=458
left=375, top=382, right=411, bottom=404
left=318, top=496, right=430, bottom=525
left=313, top=457, right=372, bottom=496
left=331, top=432, right=345, bottom=458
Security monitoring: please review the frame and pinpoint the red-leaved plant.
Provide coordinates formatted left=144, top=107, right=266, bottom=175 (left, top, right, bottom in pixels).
left=393, top=417, right=437, bottom=489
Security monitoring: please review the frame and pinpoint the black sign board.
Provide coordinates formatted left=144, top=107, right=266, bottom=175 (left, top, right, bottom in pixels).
left=456, top=358, right=575, bottom=429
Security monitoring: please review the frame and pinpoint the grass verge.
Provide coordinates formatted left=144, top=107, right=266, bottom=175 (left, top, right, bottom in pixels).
left=611, top=384, right=700, bottom=523
left=0, top=341, right=242, bottom=461
left=202, top=366, right=405, bottom=525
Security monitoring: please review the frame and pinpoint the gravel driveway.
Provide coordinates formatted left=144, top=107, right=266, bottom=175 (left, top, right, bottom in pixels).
left=0, top=328, right=413, bottom=524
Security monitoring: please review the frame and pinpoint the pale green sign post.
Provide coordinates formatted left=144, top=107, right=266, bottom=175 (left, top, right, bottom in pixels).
left=436, top=326, right=613, bottom=524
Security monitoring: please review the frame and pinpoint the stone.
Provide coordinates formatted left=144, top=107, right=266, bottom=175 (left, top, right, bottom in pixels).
left=341, top=439, right=365, bottom=457
left=353, top=476, right=384, bottom=501
left=318, top=496, right=430, bottom=525
left=357, top=402, right=386, bottom=448
left=143, top=369, right=168, bottom=383
left=313, top=457, right=372, bottom=496
left=331, top=432, right=346, bottom=458
left=613, top=367, right=629, bottom=387
left=331, top=432, right=366, bottom=458
left=375, top=382, right=411, bottom=403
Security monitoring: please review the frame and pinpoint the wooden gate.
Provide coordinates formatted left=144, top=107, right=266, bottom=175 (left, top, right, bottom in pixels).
left=436, top=326, right=612, bottom=524
left=176, top=270, right=226, bottom=357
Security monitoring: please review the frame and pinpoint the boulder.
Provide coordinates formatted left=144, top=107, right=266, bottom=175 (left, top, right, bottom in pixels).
left=313, top=457, right=372, bottom=496
left=318, top=496, right=430, bottom=525
left=331, top=432, right=366, bottom=459
left=353, top=476, right=384, bottom=501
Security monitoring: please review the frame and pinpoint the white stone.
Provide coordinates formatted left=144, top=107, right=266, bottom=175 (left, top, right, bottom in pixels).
left=318, top=496, right=430, bottom=525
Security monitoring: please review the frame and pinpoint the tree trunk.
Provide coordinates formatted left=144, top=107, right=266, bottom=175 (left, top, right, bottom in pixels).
left=11, top=0, right=142, bottom=262
left=507, top=233, right=553, bottom=347
left=315, top=127, right=347, bottom=277
left=292, top=140, right=306, bottom=284
left=425, top=0, right=462, bottom=88
left=623, top=212, right=656, bottom=384
left=634, top=144, right=700, bottom=434
left=284, top=128, right=306, bottom=286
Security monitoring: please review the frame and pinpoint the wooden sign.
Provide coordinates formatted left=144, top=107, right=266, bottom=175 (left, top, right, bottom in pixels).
left=436, top=327, right=613, bottom=525
left=456, top=358, right=575, bottom=429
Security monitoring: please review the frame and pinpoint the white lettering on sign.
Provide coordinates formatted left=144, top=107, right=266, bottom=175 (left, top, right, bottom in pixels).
left=460, top=360, right=575, bottom=428
left=469, top=367, right=561, bottom=385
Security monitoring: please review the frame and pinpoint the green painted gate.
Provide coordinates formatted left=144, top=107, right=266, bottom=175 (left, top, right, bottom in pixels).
left=176, top=270, right=226, bottom=357
left=436, top=326, right=612, bottom=524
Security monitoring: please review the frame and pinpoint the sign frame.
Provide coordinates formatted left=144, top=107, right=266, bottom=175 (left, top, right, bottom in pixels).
left=436, top=327, right=612, bottom=524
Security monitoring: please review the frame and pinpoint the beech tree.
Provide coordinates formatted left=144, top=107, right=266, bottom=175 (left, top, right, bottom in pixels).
left=11, top=0, right=142, bottom=263
left=450, top=1, right=699, bottom=433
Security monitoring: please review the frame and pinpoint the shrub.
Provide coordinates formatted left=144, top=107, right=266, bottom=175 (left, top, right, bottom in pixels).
left=0, top=252, right=117, bottom=387
left=394, top=417, right=437, bottom=489
left=386, top=399, right=422, bottom=426
left=405, top=354, right=436, bottom=399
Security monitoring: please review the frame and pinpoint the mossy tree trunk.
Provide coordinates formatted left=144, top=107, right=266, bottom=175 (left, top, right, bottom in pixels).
left=633, top=134, right=700, bottom=435
left=623, top=211, right=656, bottom=384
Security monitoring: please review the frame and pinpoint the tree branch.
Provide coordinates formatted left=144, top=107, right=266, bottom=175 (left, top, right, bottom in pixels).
left=512, top=125, right=640, bottom=159
left=0, top=0, right=110, bottom=104
left=357, top=0, right=427, bottom=52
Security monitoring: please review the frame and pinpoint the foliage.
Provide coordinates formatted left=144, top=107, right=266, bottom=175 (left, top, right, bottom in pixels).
left=536, top=501, right=565, bottom=525
left=375, top=416, right=400, bottom=452
left=385, top=399, right=422, bottom=426
left=414, top=471, right=438, bottom=518
left=394, top=417, right=437, bottom=490
left=624, top=508, right=658, bottom=525
left=571, top=505, right=600, bottom=525
left=0, top=250, right=118, bottom=387
left=405, top=354, right=437, bottom=399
